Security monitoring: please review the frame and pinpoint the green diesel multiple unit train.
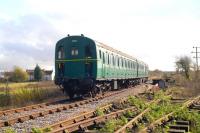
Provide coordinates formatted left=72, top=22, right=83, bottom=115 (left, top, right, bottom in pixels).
left=55, top=35, right=148, bottom=99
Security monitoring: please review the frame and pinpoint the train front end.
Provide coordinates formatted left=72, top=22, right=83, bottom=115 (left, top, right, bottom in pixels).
left=55, top=35, right=97, bottom=98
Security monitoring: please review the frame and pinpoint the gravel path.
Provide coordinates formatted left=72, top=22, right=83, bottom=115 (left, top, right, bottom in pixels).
left=0, top=84, right=150, bottom=133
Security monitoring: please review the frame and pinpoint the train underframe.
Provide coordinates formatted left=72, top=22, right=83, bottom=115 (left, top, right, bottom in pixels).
left=60, top=77, right=148, bottom=99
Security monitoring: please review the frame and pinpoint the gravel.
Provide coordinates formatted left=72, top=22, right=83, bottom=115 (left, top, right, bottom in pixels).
left=0, top=84, right=150, bottom=133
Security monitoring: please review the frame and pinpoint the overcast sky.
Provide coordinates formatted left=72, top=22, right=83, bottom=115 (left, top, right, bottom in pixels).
left=0, top=0, right=199, bottom=71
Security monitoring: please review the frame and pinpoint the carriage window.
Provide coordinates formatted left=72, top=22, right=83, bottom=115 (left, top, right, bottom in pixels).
left=99, top=50, right=102, bottom=59
left=112, top=55, right=115, bottom=66
left=103, top=52, right=105, bottom=64
left=108, top=54, right=110, bottom=64
left=118, top=58, right=120, bottom=67
left=58, top=46, right=64, bottom=59
left=71, top=48, right=78, bottom=56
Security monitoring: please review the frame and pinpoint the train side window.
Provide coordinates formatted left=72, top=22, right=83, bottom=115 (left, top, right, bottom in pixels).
left=58, top=46, right=64, bottom=59
left=99, top=50, right=102, bottom=59
left=118, top=57, right=119, bottom=67
left=103, top=52, right=105, bottom=64
left=110, top=54, right=111, bottom=65
left=108, top=54, right=110, bottom=64
left=112, top=55, right=115, bottom=66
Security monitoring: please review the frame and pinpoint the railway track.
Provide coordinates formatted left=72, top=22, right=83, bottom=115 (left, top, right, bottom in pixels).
left=138, top=95, right=200, bottom=133
left=0, top=97, right=67, bottom=117
left=0, top=89, right=127, bottom=128
left=43, top=92, right=159, bottom=133
left=60, top=93, right=196, bottom=133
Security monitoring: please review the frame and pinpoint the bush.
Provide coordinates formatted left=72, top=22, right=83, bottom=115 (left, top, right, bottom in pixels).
left=10, top=66, right=28, bottom=82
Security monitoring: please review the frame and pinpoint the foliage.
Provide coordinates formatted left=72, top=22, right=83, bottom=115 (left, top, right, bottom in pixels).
left=4, top=128, right=16, bottom=133
left=174, top=108, right=200, bottom=132
left=96, top=108, right=104, bottom=116
left=10, top=66, right=28, bottom=82
left=124, top=110, right=134, bottom=118
left=175, top=56, right=192, bottom=79
left=128, top=96, right=147, bottom=110
left=34, top=64, right=42, bottom=81
left=144, top=98, right=178, bottom=124
left=100, top=120, right=116, bottom=133
left=42, top=127, right=52, bottom=132
left=154, top=90, right=171, bottom=103
left=0, top=87, right=62, bottom=108
left=99, top=115, right=129, bottom=133
left=0, top=82, right=36, bottom=89
left=118, top=115, right=128, bottom=125
left=32, top=128, right=43, bottom=133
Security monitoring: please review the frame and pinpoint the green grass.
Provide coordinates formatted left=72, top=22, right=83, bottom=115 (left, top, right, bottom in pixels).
left=0, top=82, right=37, bottom=89
left=0, top=86, right=63, bottom=109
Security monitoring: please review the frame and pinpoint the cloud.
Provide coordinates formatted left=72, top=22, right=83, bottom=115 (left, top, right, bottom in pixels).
left=0, top=15, right=62, bottom=71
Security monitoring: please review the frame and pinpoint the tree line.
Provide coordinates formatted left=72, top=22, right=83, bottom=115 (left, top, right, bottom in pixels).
left=3, top=65, right=43, bottom=82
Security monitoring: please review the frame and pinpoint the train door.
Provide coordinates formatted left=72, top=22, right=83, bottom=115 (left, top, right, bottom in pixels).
left=85, top=45, right=93, bottom=77
left=57, top=46, right=65, bottom=77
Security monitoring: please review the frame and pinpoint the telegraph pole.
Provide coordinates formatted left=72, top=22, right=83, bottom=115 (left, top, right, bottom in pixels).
left=192, top=46, right=200, bottom=71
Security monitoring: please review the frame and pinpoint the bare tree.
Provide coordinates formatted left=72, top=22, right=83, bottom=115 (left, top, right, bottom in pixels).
left=175, top=56, right=192, bottom=79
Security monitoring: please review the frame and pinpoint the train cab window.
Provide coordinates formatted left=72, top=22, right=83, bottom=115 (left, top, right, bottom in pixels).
left=58, top=46, right=64, bottom=59
left=71, top=48, right=78, bottom=56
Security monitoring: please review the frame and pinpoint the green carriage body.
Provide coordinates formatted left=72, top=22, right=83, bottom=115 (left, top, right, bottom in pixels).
left=55, top=36, right=148, bottom=82
left=55, top=35, right=148, bottom=98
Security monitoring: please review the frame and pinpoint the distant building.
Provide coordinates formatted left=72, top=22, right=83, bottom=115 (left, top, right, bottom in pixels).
left=26, top=69, right=53, bottom=81
left=0, top=71, right=4, bottom=78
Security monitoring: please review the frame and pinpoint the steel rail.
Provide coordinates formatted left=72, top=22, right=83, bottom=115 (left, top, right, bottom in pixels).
left=0, top=97, right=66, bottom=116
left=114, top=99, right=161, bottom=133
left=50, top=106, right=137, bottom=133
left=43, top=104, right=113, bottom=131
left=0, top=90, right=126, bottom=127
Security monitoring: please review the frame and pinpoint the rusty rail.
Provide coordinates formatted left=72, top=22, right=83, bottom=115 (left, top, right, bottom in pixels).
left=50, top=106, right=137, bottom=133
left=114, top=98, right=161, bottom=133
left=0, top=97, right=66, bottom=116
left=43, top=104, right=113, bottom=131
left=0, top=90, right=126, bottom=127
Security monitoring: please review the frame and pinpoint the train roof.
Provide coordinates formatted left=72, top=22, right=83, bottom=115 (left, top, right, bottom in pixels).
left=57, top=35, right=148, bottom=67
left=95, top=41, right=148, bottom=66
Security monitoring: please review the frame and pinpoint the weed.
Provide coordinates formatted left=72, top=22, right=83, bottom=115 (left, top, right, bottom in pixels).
left=95, top=108, right=104, bottom=116
left=0, top=87, right=63, bottom=108
left=128, top=96, right=147, bottom=110
left=100, top=120, right=116, bottom=133
left=124, top=110, right=134, bottom=118
left=4, top=128, right=16, bottom=133
left=42, top=127, right=52, bottom=132
left=31, top=127, right=43, bottom=133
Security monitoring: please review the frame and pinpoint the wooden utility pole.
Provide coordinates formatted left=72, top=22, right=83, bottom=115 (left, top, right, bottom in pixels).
left=192, top=46, right=200, bottom=71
